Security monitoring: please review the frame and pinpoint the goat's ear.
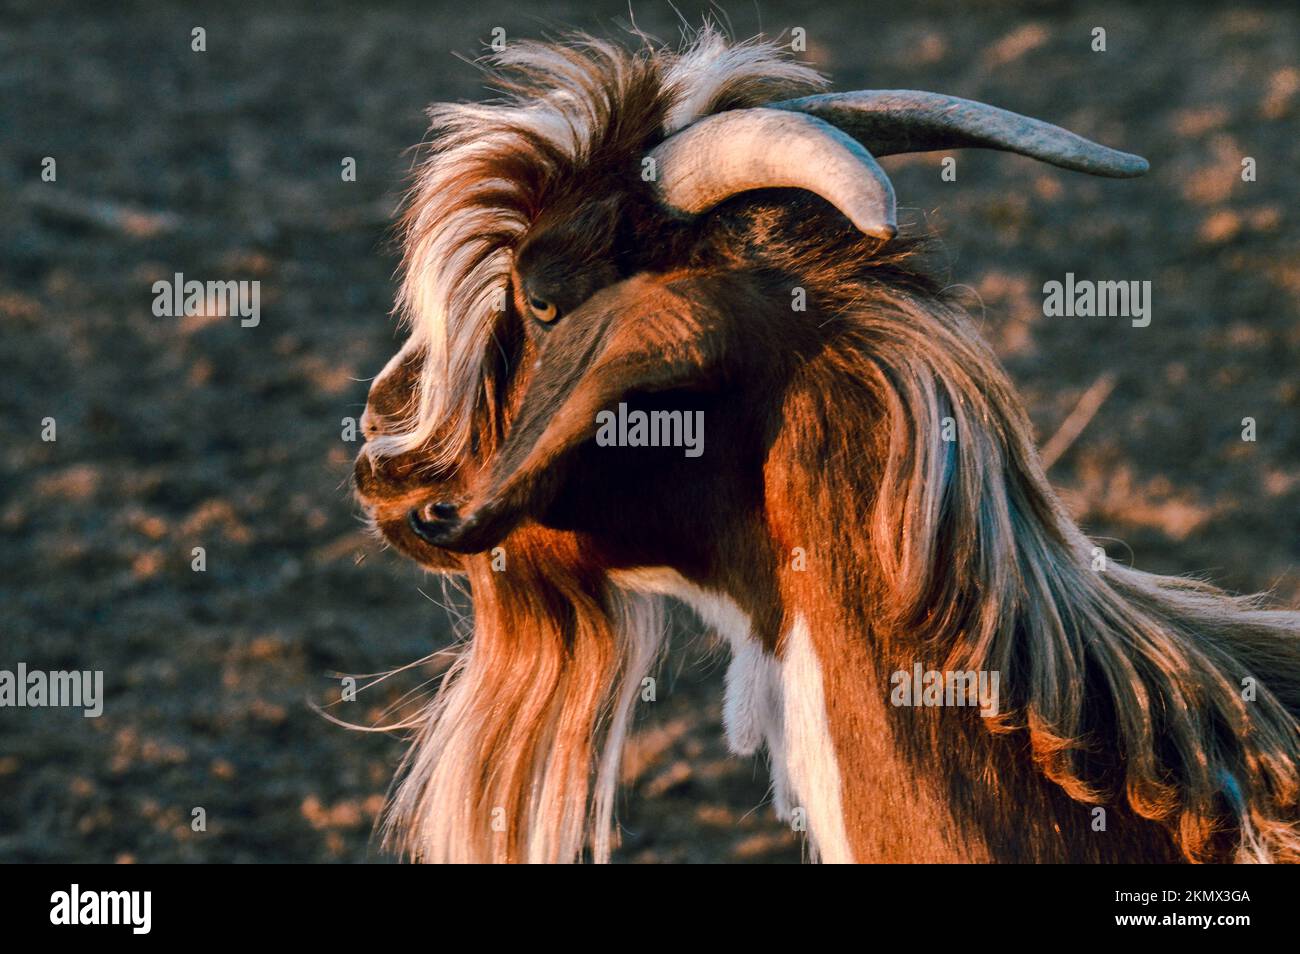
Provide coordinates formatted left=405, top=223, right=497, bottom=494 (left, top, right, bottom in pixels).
left=419, top=273, right=744, bottom=552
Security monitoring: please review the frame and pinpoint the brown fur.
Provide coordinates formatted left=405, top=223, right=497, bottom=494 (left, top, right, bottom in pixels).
left=355, top=32, right=1300, bottom=863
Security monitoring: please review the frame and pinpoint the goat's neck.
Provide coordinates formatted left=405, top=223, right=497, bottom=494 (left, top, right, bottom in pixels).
left=754, top=339, right=1190, bottom=861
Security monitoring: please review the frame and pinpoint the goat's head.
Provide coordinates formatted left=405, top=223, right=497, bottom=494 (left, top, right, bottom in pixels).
left=354, top=37, right=1146, bottom=605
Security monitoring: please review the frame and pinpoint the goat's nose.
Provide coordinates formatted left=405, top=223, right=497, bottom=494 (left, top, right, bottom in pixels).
left=423, top=501, right=460, bottom=520
left=408, top=501, right=461, bottom=546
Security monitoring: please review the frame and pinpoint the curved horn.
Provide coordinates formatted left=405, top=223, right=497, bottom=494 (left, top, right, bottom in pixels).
left=770, top=90, right=1148, bottom=178
left=648, top=107, right=897, bottom=240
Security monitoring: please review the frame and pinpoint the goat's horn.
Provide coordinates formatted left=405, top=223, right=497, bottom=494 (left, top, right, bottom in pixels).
left=770, top=90, right=1149, bottom=178
left=648, top=107, right=897, bottom=240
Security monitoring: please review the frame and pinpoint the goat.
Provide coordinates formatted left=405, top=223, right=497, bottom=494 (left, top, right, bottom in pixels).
left=353, top=29, right=1300, bottom=863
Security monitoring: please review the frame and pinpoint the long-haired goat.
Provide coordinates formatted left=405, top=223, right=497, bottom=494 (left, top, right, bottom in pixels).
left=353, top=30, right=1300, bottom=863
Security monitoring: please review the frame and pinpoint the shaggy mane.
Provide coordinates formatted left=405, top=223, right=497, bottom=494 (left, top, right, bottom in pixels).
left=780, top=269, right=1300, bottom=861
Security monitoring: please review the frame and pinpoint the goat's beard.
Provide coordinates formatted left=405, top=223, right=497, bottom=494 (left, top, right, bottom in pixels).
left=382, top=526, right=665, bottom=863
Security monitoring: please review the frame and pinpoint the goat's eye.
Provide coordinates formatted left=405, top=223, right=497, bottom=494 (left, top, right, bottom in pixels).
left=527, top=296, right=560, bottom=324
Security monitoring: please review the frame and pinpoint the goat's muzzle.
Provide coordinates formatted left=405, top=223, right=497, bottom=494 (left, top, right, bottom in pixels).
left=352, top=445, right=468, bottom=571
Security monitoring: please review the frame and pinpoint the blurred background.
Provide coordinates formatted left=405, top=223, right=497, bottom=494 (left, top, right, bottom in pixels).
left=1, top=0, right=1296, bottom=862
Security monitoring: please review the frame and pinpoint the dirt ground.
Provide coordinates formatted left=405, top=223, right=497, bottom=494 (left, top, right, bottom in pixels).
left=1, top=0, right=1296, bottom=863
